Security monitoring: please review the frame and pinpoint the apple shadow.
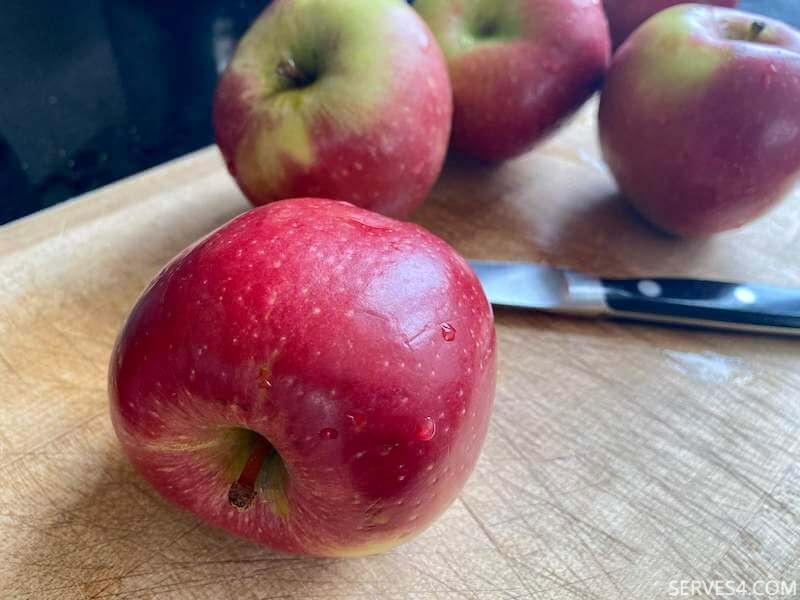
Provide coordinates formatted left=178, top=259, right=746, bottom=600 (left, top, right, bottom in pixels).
left=539, top=190, right=716, bottom=277
left=6, top=442, right=344, bottom=598
left=484, top=189, right=800, bottom=352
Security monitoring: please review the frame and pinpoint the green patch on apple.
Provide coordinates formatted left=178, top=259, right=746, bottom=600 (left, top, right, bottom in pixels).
left=415, top=0, right=524, bottom=56
left=214, top=0, right=452, bottom=216
left=631, top=7, right=729, bottom=100
left=227, top=0, right=399, bottom=199
left=235, top=0, right=393, bottom=117
left=218, top=427, right=260, bottom=483
left=236, top=112, right=314, bottom=200
left=258, top=450, right=290, bottom=518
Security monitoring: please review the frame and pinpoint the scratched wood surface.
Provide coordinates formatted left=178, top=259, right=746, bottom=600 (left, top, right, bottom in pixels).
left=2, top=101, right=800, bottom=599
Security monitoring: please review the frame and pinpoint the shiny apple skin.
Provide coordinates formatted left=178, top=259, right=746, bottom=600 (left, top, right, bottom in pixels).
left=109, top=198, right=496, bottom=556
left=600, top=6, right=800, bottom=236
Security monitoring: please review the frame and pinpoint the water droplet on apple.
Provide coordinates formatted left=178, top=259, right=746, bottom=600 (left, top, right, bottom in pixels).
left=416, top=417, right=436, bottom=441
left=440, top=323, right=456, bottom=342
left=319, top=427, right=338, bottom=440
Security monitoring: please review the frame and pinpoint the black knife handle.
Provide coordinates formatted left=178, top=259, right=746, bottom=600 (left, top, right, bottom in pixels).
left=600, top=278, right=800, bottom=331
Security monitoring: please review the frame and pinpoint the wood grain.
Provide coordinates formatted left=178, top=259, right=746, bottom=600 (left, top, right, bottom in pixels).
left=2, top=100, right=799, bottom=599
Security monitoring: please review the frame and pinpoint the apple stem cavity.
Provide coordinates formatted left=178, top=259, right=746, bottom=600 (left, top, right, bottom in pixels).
left=747, top=21, right=767, bottom=42
left=228, top=434, right=273, bottom=511
left=276, top=57, right=315, bottom=89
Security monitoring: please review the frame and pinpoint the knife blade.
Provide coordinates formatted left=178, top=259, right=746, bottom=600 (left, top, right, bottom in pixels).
left=469, top=260, right=800, bottom=335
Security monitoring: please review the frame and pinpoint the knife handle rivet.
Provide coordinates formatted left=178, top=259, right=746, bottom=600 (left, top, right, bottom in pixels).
left=637, top=280, right=662, bottom=298
left=734, top=286, right=757, bottom=304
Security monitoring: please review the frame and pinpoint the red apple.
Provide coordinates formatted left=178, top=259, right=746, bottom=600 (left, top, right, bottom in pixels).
left=109, top=199, right=496, bottom=556
left=603, top=0, right=737, bottom=49
left=599, top=5, right=800, bottom=236
left=214, top=0, right=452, bottom=218
left=414, top=0, right=610, bottom=161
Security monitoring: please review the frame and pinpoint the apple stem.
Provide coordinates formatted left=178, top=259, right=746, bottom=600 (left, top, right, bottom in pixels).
left=747, top=21, right=766, bottom=42
left=276, top=57, right=313, bottom=88
left=228, top=435, right=272, bottom=510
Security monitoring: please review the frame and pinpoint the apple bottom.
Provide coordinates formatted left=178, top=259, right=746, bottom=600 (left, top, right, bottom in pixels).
left=112, top=383, right=493, bottom=557
left=615, top=172, right=800, bottom=237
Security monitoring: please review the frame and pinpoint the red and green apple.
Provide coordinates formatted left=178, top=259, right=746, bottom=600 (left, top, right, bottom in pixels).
left=599, top=5, right=800, bottom=236
left=214, top=0, right=452, bottom=218
left=109, top=199, right=496, bottom=556
left=414, top=0, right=610, bottom=161
left=603, top=0, right=737, bottom=49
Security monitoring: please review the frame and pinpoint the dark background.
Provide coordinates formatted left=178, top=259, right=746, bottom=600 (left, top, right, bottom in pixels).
left=0, top=0, right=796, bottom=225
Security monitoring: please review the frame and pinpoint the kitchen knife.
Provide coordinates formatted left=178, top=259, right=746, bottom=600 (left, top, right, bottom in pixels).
left=469, top=260, right=800, bottom=335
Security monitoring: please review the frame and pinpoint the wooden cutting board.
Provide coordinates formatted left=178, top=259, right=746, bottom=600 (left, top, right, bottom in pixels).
left=2, top=101, right=799, bottom=599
